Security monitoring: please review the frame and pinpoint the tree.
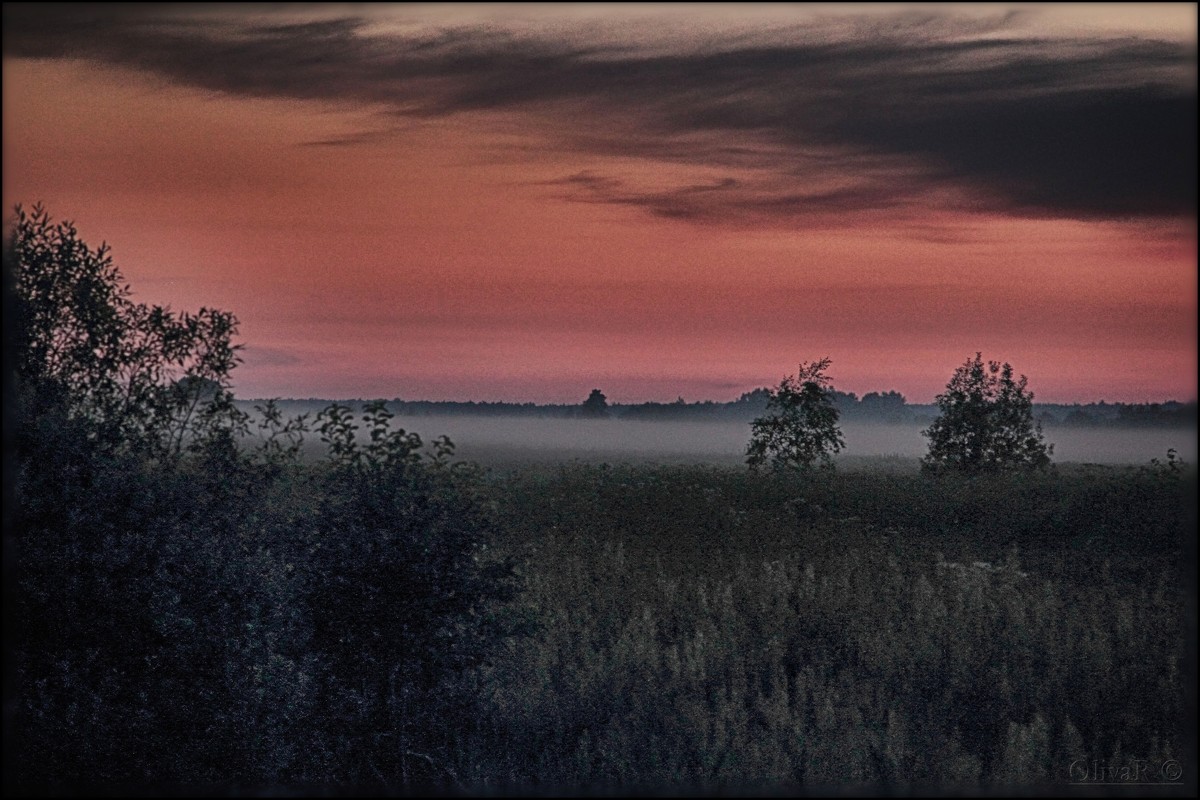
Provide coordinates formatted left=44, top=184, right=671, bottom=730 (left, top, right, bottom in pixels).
left=581, top=387, right=609, bottom=418
left=9, top=205, right=255, bottom=787
left=922, top=353, right=1053, bottom=473
left=746, top=358, right=845, bottom=471
left=10, top=203, right=247, bottom=460
left=8, top=206, right=519, bottom=791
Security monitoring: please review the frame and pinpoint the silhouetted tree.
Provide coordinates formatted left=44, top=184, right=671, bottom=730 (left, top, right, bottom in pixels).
left=10, top=204, right=254, bottom=788
left=735, top=387, right=772, bottom=406
left=9, top=205, right=518, bottom=792
left=11, top=203, right=247, bottom=460
left=922, top=353, right=1053, bottom=473
left=746, top=358, right=845, bottom=471
left=827, top=389, right=859, bottom=410
left=581, top=388, right=609, bottom=418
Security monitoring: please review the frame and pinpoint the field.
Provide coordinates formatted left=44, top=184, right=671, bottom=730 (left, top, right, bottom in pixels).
left=12, top=415, right=1196, bottom=795
left=455, top=460, right=1194, bottom=793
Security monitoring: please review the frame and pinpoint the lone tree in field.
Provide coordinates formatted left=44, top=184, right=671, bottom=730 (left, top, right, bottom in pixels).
left=922, top=353, right=1053, bottom=473
left=747, top=358, right=845, bottom=471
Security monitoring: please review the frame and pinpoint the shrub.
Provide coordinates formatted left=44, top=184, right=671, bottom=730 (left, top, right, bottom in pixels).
left=301, top=400, right=519, bottom=788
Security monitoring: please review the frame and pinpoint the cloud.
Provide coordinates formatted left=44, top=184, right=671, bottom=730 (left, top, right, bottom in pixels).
left=4, top=4, right=1195, bottom=222
left=538, top=170, right=918, bottom=225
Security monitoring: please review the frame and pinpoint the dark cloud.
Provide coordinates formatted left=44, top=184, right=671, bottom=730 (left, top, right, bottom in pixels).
left=4, top=4, right=1195, bottom=222
left=298, top=128, right=402, bottom=148
left=540, top=171, right=914, bottom=225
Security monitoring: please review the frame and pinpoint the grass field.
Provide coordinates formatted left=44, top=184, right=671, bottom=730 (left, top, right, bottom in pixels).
left=13, top=435, right=1195, bottom=794
left=450, top=460, right=1194, bottom=793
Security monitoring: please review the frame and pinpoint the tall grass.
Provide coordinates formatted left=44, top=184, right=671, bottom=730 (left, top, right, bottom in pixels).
left=12, top=453, right=1192, bottom=793
left=458, top=463, right=1191, bottom=793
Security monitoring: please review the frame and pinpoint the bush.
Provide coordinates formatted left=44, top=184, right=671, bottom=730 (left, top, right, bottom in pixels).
left=474, top=462, right=1186, bottom=793
left=301, top=400, right=519, bottom=788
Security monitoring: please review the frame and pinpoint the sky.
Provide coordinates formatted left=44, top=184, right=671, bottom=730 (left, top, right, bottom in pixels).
left=3, top=3, right=1196, bottom=403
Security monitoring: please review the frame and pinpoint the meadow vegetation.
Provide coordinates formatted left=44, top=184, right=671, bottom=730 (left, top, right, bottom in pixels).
left=466, top=461, right=1190, bottom=792
left=8, top=208, right=1194, bottom=795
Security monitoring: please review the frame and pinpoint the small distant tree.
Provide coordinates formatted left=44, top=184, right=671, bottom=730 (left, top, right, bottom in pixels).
left=922, top=353, right=1053, bottom=473
left=581, top=388, right=609, bottom=418
left=747, top=358, right=845, bottom=471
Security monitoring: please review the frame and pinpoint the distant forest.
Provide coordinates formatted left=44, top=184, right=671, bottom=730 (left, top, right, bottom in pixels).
left=247, top=390, right=1198, bottom=427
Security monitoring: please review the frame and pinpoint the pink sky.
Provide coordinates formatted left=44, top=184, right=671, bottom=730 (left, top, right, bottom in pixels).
left=3, top=4, right=1196, bottom=403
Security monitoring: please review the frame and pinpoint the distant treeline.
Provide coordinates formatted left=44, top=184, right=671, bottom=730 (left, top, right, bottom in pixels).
left=246, top=392, right=1198, bottom=427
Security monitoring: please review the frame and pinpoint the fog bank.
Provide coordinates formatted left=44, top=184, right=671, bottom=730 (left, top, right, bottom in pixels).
left=369, top=416, right=1196, bottom=467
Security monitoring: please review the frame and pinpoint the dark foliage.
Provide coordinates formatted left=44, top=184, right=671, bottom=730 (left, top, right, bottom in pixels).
left=11, top=203, right=248, bottom=461
left=923, top=353, right=1053, bottom=473
left=8, top=207, right=517, bottom=793
left=746, top=358, right=846, bottom=471
left=477, top=460, right=1190, bottom=793
left=580, top=388, right=610, bottom=419
left=258, top=394, right=1196, bottom=427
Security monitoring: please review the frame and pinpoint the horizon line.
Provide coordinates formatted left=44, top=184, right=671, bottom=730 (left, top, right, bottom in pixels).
left=233, top=395, right=1200, bottom=407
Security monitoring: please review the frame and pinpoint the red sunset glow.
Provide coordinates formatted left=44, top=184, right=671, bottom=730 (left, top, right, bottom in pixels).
left=3, top=4, right=1196, bottom=403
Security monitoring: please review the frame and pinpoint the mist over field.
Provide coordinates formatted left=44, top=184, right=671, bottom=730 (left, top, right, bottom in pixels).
left=283, top=413, right=1197, bottom=467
